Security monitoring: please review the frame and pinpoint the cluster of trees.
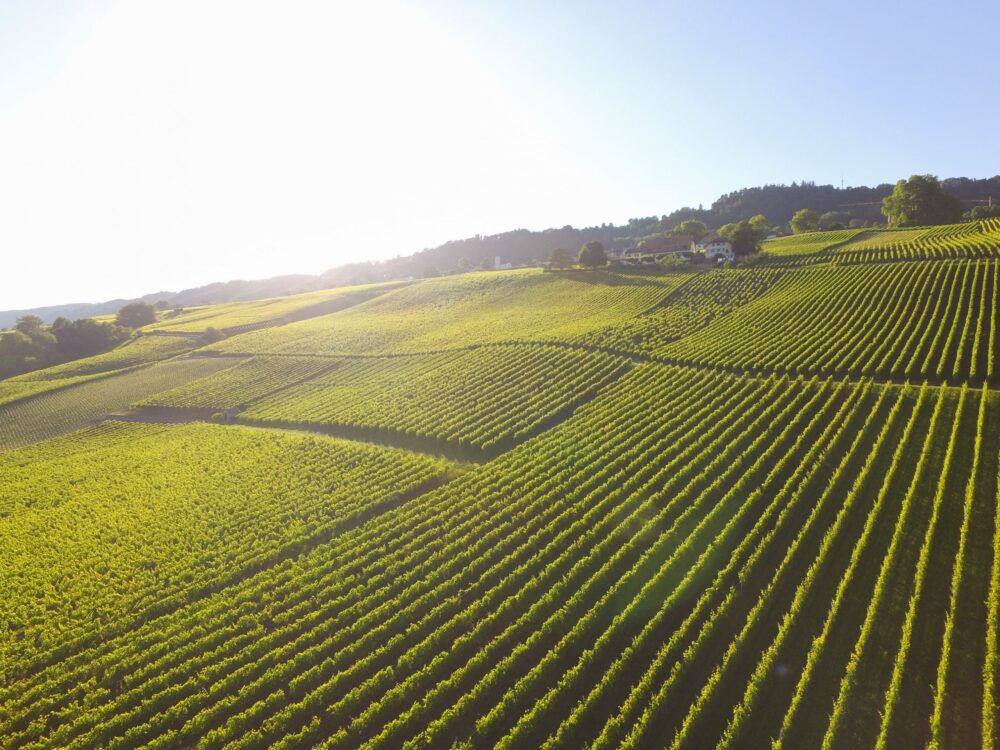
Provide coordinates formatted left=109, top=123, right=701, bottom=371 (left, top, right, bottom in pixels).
left=0, top=302, right=159, bottom=379
left=547, top=241, right=609, bottom=270
left=787, top=175, right=988, bottom=233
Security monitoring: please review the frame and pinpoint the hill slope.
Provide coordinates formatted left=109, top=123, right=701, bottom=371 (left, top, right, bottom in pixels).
left=0, top=237, right=998, bottom=749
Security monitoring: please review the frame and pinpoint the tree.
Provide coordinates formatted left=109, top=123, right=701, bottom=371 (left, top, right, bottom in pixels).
left=549, top=247, right=573, bottom=269
left=457, top=257, right=470, bottom=272
left=202, top=327, right=224, bottom=344
left=15, top=315, right=45, bottom=335
left=965, top=203, right=1000, bottom=220
left=748, top=214, right=770, bottom=241
left=116, top=302, right=157, bottom=329
left=882, top=174, right=962, bottom=227
left=672, top=219, right=708, bottom=242
left=790, top=208, right=820, bottom=234
left=578, top=241, right=607, bottom=269
left=819, top=211, right=847, bottom=230
left=422, top=266, right=441, bottom=278
left=717, top=223, right=737, bottom=241
left=728, top=220, right=761, bottom=257
left=51, top=318, right=130, bottom=359
left=480, top=256, right=495, bottom=271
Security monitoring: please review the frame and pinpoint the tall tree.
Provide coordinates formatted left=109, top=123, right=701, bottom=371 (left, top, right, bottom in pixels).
left=748, top=214, right=770, bottom=241
left=671, top=219, right=708, bottom=242
left=577, top=241, right=607, bottom=269
left=116, top=302, right=157, bottom=329
left=882, top=174, right=963, bottom=226
left=790, top=208, right=820, bottom=234
left=728, top=220, right=760, bottom=257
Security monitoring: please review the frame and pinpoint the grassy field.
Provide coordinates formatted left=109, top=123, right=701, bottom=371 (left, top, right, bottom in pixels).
left=1, top=248, right=999, bottom=748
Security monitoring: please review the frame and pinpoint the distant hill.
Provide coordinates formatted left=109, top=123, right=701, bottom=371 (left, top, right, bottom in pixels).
left=5, top=175, right=997, bottom=327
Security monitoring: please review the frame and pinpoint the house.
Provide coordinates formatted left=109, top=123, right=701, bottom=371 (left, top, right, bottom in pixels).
left=697, top=235, right=735, bottom=262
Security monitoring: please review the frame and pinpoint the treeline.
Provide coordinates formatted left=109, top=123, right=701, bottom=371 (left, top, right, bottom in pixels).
left=0, top=302, right=157, bottom=379
left=321, top=176, right=1000, bottom=283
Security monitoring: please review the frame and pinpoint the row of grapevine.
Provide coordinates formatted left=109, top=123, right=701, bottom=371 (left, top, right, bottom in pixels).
left=240, top=345, right=631, bottom=454
left=210, top=269, right=688, bottom=357
left=574, top=267, right=785, bottom=357
left=832, top=221, right=1000, bottom=263
left=3, top=367, right=994, bottom=748
left=0, top=420, right=451, bottom=674
left=660, top=259, right=999, bottom=384
left=0, top=365, right=797, bottom=745
left=0, top=357, right=236, bottom=450
left=761, top=228, right=867, bottom=257
left=136, top=355, right=336, bottom=411
left=0, top=336, right=199, bottom=409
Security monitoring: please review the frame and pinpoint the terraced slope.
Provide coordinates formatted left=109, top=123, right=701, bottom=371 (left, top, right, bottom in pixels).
left=211, top=269, right=690, bottom=356
left=833, top=221, right=1000, bottom=262
left=0, top=336, right=198, bottom=408
left=577, top=267, right=784, bottom=356
left=760, top=221, right=1000, bottom=265
left=0, top=357, right=236, bottom=450
left=136, top=356, right=336, bottom=412
left=661, top=260, right=998, bottom=383
left=1, top=368, right=996, bottom=749
left=240, top=345, right=631, bottom=455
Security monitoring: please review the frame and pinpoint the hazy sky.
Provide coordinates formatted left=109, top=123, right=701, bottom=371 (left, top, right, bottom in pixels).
left=1, top=0, right=998, bottom=309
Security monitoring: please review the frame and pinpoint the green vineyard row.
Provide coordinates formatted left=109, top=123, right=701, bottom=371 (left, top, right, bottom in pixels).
left=1, top=367, right=996, bottom=749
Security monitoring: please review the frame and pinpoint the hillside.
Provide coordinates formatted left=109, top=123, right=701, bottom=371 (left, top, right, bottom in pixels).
left=1, top=226, right=999, bottom=749
left=5, top=176, right=997, bottom=329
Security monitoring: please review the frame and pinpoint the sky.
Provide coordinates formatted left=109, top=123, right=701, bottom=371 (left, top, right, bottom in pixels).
left=1, top=0, right=998, bottom=309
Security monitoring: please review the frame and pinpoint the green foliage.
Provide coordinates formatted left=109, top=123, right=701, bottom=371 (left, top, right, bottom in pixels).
left=882, top=174, right=963, bottom=227
left=672, top=219, right=709, bottom=242
left=578, top=241, right=608, bottom=268
left=116, top=301, right=158, bottom=328
left=748, top=214, right=770, bottom=240
left=727, top=220, right=760, bottom=257
left=791, top=208, right=820, bottom=234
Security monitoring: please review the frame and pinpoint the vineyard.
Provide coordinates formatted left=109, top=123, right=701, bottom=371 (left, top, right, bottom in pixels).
left=240, top=345, right=631, bottom=455
left=136, top=356, right=336, bottom=412
left=145, top=282, right=406, bottom=334
left=761, top=220, right=1000, bottom=264
left=2, top=242, right=1000, bottom=748
left=659, top=260, right=999, bottom=384
left=210, top=269, right=689, bottom=357
left=0, top=357, right=235, bottom=450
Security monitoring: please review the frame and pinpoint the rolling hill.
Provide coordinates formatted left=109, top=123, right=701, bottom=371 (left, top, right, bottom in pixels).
left=0, top=224, right=998, bottom=749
